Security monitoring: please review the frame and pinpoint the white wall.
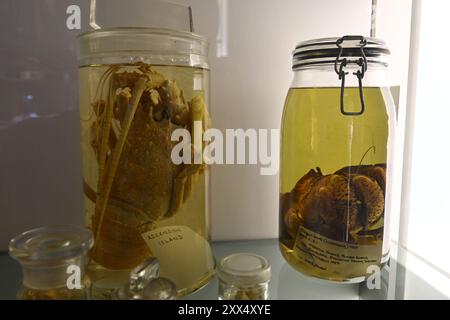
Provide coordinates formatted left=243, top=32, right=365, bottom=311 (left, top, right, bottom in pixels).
left=376, top=0, right=412, bottom=243
left=402, top=0, right=450, bottom=276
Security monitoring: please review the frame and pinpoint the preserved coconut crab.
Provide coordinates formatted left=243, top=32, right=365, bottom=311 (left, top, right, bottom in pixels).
left=84, top=63, right=210, bottom=269
left=281, top=163, right=386, bottom=244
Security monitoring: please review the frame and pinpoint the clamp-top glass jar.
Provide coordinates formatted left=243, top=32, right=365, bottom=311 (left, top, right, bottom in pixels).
left=279, top=36, right=396, bottom=282
left=77, top=0, right=214, bottom=298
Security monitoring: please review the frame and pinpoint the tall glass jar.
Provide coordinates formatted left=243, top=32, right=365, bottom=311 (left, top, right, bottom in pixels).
left=77, top=28, right=214, bottom=298
left=279, top=36, right=396, bottom=282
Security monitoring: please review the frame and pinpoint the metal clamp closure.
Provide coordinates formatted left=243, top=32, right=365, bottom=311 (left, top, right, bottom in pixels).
left=334, top=35, right=368, bottom=116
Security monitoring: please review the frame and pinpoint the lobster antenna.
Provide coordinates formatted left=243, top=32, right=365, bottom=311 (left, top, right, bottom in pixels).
left=359, top=145, right=376, bottom=167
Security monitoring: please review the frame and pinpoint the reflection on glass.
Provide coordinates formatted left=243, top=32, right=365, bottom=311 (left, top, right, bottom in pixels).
left=89, top=0, right=193, bottom=31
left=216, top=0, right=229, bottom=58
left=0, top=0, right=80, bottom=128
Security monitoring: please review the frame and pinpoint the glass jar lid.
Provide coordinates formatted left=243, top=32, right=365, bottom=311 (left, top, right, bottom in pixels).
left=217, top=253, right=271, bottom=286
left=114, top=257, right=177, bottom=300
left=9, top=225, right=94, bottom=265
left=78, top=0, right=208, bottom=67
left=88, top=0, right=194, bottom=32
left=77, top=28, right=208, bottom=68
left=293, top=36, right=390, bottom=70
left=142, top=278, right=177, bottom=300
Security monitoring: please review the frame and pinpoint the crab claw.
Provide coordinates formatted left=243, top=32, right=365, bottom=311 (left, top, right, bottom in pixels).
left=291, top=168, right=322, bottom=204
left=351, top=174, right=385, bottom=228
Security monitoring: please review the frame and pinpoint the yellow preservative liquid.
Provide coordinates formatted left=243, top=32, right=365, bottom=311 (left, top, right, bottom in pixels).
left=279, top=87, right=391, bottom=282
left=79, top=64, right=214, bottom=298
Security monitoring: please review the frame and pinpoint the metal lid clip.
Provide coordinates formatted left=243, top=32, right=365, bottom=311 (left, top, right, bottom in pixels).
left=334, top=35, right=368, bottom=116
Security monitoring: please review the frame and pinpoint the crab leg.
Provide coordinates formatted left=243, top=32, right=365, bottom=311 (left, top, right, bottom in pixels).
left=190, top=95, right=205, bottom=161
left=97, top=70, right=118, bottom=193
left=182, top=96, right=205, bottom=201
left=168, top=163, right=202, bottom=217
left=94, top=76, right=148, bottom=240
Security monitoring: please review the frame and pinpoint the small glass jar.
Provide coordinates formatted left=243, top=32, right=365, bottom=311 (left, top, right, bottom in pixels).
left=217, top=253, right=271, bottom=300
left=9, top=226, right=93, bottom=300
left=279, top=36, right=396, bottom=282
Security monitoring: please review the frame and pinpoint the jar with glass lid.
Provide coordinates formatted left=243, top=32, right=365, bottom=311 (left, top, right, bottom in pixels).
left=77, top=0, right=214, bottom=298
left=9, top=226, right=93, bottom=300
left=279, top=36, right=396, bottom=282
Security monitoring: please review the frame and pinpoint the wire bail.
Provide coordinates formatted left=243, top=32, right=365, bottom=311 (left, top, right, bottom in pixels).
left=334, top=35, right=368, bottom=116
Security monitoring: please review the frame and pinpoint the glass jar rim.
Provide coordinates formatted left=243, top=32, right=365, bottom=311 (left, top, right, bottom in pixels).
left=78, top=26, right=207, bottom=44
left=217, top=253, right=271, bottom=286
left=78, top=27, right=209, bottom=68
left=9, top=225, right=94, bottom=265
left=293, top=36, right=390, bottom=71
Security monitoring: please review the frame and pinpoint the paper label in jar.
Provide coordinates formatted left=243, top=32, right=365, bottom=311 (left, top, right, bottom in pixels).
left=141, top=226, right=214, bottom=290
left=293, top=226, right=383, bottom=281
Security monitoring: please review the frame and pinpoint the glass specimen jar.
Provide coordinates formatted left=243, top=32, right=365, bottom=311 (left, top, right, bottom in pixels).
left=279, top=36, right=396, bottom=282
left=9, top=225, right=93, bottom=300
left=77, top=1, right=214, bottom=298
left=217, top=253, right=271, bottom=300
